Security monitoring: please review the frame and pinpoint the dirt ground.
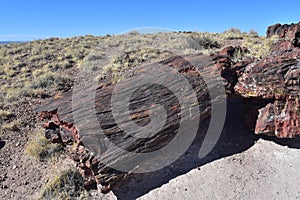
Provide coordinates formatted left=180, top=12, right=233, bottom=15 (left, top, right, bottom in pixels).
left=135, top=139, right=300, bottom=200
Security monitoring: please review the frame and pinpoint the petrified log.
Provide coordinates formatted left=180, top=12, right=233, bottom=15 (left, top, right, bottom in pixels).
left=267, top=22, right=300, bottom=51
left=267, top=22, right=300, bottom=40
left=235, top=46, right=300, bottom=138
left=36, top=52, right=243, bottom=192
left=234, top=21, right=300, bottom=138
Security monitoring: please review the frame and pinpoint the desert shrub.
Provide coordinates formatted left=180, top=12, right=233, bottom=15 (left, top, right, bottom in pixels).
left=249, top=29, right=258, bottom=37
left=0, top=94, right=4, bottom=106
left=40, top=168, right=88, bottom=200
left=28, top=55, right=43, bottom=62
left=0, top=110, right=13, bottom=121
left=5, top=87, right=29, bottom=101
left=243, top=35, right=280, bottom=59
left=189, top=33, right=221, bottom=49
left=30, top=72, right=71, bottom=91
left=127, top=30, right=140, bottom=35
left=61, top=60, right=74, bottom=69
left=28, top=88, right=50, bottom=98
left=1, top=121, right=20, bottom=131
left=25, top=129, right=63, bottom=161
left=85, top=51, right=105, bottom=61
left=221, top=27, right=245, bottom=40
left=2, top=63, right=18, bottom=77
left=73, top=50, right=86, bottom=60
left=228, top=27, right=242, bottom=34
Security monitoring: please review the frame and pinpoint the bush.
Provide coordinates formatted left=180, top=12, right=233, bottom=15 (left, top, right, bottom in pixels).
left=40, top=168, right=87, bottom=199
left=85, top=51, right=105, bottom=61
left=249, top=29, right=258, bottom=37
left=127, top=30, right=140, bottom=35
left=0, top=110, right=13, bottom=121
left=2, top=122, right=19, bottom=131
left=30, top=72, right=71, bottom=91
left=243, top=35, right=280, bottom=59
left=25, top=129, right=63, bottom=161
left=190, top=33, right=221, bottom=49
left=226, top=27, right=242, bottom=34
left=221, top=27, right=244, bottom=40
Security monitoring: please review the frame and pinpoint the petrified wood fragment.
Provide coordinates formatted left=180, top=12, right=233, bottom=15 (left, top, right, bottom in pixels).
left=235, top=48, right=300, bottom=138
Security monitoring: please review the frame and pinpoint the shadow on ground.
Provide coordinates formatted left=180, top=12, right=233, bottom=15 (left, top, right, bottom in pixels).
left=0, top=141, right=5, bottom=149
left=111, top=97, right=300, bottom=200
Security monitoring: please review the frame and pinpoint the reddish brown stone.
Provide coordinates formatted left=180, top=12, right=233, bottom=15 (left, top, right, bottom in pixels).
left=271, top=40, right=294, bottom=51
left=267, top=22, right=300, bottom=40
left=255, top=98, right=300, bottom=138
left=235, top=37, right=300, bottom=137
left=219, top=46, right=249, bottom=57
left=40, top=109, right=80, bottom=144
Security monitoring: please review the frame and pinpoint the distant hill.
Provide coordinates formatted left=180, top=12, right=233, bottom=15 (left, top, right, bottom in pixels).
left=0, top=41, right=27, bottom=44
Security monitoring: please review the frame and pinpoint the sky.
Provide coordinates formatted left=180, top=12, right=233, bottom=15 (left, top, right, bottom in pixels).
left=1, top=0, right=300, bottom=41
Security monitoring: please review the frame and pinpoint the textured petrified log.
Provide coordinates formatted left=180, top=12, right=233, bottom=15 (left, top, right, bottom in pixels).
left=37, top=51, right=245, bottom=192
left=267, top=22, right=300, bottom=40
left=235, top=46, right=300, bottom=138
left=267, top=22, right=300, bottom=50
left=235, top=22, right=300, bottom=137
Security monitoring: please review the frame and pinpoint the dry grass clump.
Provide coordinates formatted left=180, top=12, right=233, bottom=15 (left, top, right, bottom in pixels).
left=0, top=110, right=13, bottom=121
left=1, top=122, right=20, bottom=132
left=39, top=167, right=88, bottom=200
left=188, top=32, right=221, bottom=49
left=243, top=35, right=280, bottom=59
left=30, top=71, right=71, bottom=91
left=0, top=110, right=16, bottom=138
left=25, top=129, right=63, bottom=161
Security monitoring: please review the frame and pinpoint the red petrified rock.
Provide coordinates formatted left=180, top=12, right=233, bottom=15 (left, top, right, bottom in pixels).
left=267, top=22, right=300, bottom=40
left=235, top=37, right=300, bottom=137
left=256, top=98, right=300, bottom=138
left=219, top=46, right=249, bottom=57
left=40, top=109, right=80, bottom=144
left=271, top=40, right=294, bottom=51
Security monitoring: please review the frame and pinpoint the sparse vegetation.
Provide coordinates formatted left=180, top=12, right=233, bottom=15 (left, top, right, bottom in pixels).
left=25, top=129, right=63, bottom=161
left=1, top=122, right=20, bottom=132
left=0, top=110, right=13, bottom=121
left=91, top=31, right=227, bottom=83
left=30, top=71, right=71, bottom=91
left=243, top=35, right=280, bottom=58
left=40, top=168, right=88, bottom=200
left=220, top=27, right=244, bottom=40
left=0, top=36, right=102, bottom=104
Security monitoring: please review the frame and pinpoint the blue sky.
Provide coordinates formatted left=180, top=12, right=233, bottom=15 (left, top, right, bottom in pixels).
left=1, top=0, right=300, bottom=41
